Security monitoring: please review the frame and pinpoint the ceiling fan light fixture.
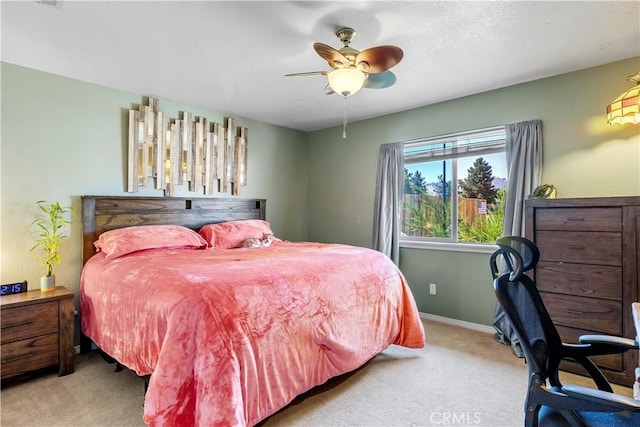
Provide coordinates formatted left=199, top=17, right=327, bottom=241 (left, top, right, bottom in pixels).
left=328, top=68, right=366, bottom=97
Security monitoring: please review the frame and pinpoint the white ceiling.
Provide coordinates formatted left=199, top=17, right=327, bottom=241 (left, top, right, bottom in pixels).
left=2, top=1, right=639, bottom=132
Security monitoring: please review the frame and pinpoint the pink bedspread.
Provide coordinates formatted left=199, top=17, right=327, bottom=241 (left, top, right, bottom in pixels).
left=81, top=241, right=425, bottom=426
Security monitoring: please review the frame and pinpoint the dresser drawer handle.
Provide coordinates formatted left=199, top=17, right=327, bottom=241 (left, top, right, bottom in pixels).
left=567, top=217, right=585, bottom=222
left=1, top=320, right=33, bottom=329
left=567, top=245, right=585, bottom=250
left=567, top=278, right=585, bottom=282
left=1, top=353, right=33, bottom=364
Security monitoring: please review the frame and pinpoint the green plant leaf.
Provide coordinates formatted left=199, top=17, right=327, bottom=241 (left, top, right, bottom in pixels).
left=30, top=200, right=74, bottom=277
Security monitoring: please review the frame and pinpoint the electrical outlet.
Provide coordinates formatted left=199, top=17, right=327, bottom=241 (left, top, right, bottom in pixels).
left=429, top=283, right=437, bottom=295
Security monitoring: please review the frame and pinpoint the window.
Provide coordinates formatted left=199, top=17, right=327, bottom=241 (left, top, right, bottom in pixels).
left=401, top=126, right=507, bottom=247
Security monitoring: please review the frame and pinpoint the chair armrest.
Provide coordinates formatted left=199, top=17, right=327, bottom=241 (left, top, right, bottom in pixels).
left=579, top=335, right=639, bottom=353
left=562, top=385, right=640, bottom=412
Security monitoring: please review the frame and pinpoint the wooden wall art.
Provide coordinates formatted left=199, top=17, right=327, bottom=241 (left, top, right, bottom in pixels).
left=127, top=97, right=248, bottom=197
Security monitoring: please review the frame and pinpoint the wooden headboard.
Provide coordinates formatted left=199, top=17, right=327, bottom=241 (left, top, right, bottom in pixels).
left=81, top=196, right=266, bottom=265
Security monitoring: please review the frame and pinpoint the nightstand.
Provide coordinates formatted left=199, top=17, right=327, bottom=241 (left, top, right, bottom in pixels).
left=1, top=286, right=75, bottom=381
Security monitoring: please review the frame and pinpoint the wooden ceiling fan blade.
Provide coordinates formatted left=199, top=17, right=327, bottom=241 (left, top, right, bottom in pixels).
left=285, top=71, right=329, bottom=77
left=314, top=42, right=351, bottom=69
left=355, top=46, right=403, bottom=74
left=363, top=70, right=397, bottom=89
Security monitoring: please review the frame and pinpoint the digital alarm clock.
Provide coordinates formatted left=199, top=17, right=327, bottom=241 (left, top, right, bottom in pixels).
left=1, top=281, right=28, bottom=296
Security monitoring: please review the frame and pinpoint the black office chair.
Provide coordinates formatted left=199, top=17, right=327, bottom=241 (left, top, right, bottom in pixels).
left=490, top=236, right=542, bottom=357
left=491, top=236, right=640, bottom=427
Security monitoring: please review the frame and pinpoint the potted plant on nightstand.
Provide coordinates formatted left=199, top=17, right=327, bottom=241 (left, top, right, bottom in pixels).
left=30, top=200, right=73, bottom=292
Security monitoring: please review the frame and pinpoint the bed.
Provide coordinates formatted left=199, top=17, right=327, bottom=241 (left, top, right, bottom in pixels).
left=79, top=195, right=425, bottom=426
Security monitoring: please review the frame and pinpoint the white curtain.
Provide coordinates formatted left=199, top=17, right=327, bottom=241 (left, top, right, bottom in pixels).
left=492, top=119, right=543, bottom=356
left=372, top=142, right=404, bottom=265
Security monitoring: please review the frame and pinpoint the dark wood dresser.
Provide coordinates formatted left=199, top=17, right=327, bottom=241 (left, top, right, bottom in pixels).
left=525, top=196, right=640, bottom=386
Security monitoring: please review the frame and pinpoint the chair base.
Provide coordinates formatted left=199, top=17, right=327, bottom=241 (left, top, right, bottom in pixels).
left=538, top=406, right=640, bottom=427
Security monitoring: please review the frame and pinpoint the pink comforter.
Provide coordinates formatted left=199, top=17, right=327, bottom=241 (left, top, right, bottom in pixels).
left=81, top=241, right=425, bottom=426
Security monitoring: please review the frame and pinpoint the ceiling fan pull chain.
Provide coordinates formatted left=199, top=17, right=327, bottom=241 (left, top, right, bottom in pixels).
left=343, top=95, right=348, bottom=138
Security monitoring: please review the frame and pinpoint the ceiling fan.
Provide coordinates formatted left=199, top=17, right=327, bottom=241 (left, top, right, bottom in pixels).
left=285, top=27, right=403, bottom=97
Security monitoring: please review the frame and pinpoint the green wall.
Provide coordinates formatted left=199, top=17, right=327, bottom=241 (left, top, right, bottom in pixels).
left=307, top=57, right=640, bottom=326
left=2, top=58, right=639, bottom=330
left=1, top=62, right=309, bottom=303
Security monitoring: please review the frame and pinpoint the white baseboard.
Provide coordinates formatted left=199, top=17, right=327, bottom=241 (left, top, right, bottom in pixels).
left=420, top=312, right=495, bottom=335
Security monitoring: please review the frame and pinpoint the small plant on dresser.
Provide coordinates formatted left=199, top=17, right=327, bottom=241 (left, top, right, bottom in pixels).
left=30, top=200, right=73, bottom=292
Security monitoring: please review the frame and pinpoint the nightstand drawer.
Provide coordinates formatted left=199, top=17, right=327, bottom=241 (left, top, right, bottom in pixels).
left=1, top=301, right=59, bottom=344
left=536, top=231, right=621, bottom=266
left=1, top=333, right=59, bottom=378
left=535, top=207, right=621, bottom=232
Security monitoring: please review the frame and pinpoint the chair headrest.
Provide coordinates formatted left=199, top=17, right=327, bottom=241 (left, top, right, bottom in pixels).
left=496, top=245, right=525, bottom=282
left=495, top=236, right=540, bottom=272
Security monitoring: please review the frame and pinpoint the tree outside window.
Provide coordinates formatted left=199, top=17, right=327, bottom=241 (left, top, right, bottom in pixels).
left=401, top=127, right=507, bottom=245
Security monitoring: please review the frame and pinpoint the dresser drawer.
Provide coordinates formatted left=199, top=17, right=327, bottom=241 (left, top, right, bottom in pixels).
left=1, top=333, right=59, bottom=379
left=536, top=231, right=621, bottom=266
left=556, top=325, right=622, bottom=371
left=535, top=207, right=621, bottom=232
left=540, top=292, right=621, bottom=335
left=1, top=301, right=59, bottom=344
left=536, top=261, right=622, bottom=301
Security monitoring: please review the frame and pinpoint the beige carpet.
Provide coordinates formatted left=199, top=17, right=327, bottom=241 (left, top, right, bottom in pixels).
left=0, top=319, right=632, bottom=427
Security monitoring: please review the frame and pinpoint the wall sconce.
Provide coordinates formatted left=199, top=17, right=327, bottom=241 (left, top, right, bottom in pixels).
left=328, top=67, right=367, bottom=97
left=606, top=71, right=640, bottom=125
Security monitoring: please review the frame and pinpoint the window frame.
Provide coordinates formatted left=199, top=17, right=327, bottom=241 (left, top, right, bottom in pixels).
left=400, top=125, right=507, bottom=252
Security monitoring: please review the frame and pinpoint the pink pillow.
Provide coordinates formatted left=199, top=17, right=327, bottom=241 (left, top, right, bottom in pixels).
left=95, top=225, right=208, bottom=260
left=198, top=220, right=275, bottom=249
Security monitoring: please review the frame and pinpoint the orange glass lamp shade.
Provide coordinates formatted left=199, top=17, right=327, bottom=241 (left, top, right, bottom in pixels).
left=328, top=67, right=367, bottom=97
left=606, top=71, right=640, bottom=125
